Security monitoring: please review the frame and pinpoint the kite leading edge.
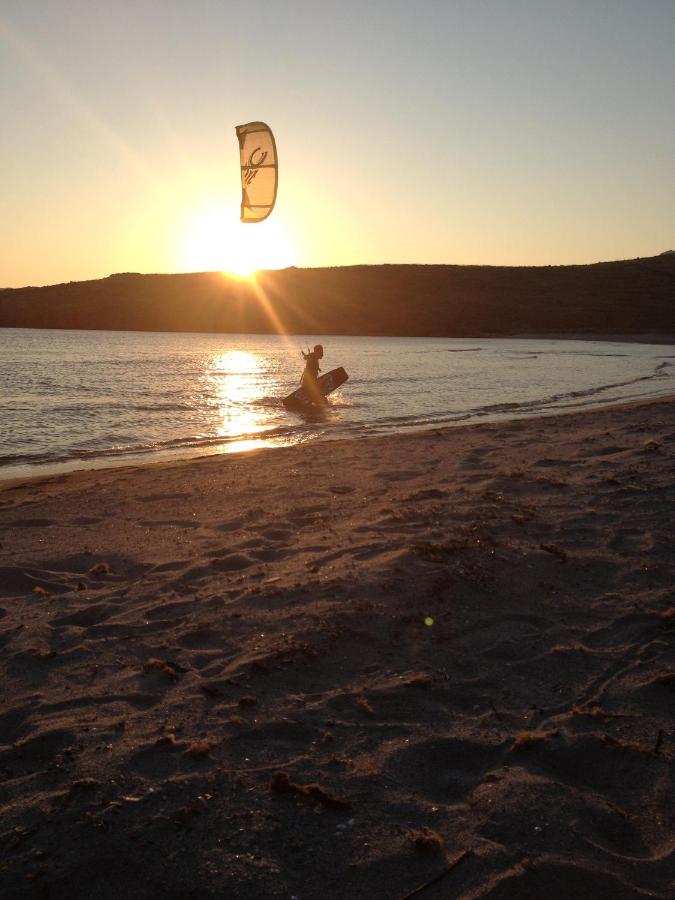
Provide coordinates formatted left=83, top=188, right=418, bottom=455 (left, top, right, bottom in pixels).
left=235, top=121, right=278, bottom=223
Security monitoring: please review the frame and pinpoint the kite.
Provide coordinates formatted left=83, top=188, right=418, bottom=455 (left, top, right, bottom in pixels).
left=235, top=121, right=278, bottom=223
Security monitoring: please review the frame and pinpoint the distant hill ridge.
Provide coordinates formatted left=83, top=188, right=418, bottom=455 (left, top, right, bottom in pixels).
left=1, top=256, right=674, bottom=337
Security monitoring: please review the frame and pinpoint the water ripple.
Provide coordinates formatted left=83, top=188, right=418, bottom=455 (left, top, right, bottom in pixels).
left=0, top=329, right=671, bottom=479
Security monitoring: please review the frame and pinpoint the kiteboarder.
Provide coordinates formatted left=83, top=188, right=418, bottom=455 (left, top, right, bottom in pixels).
left=282, top=346, right=348, bottom=411
left=301, top=344, right=326, bottom=404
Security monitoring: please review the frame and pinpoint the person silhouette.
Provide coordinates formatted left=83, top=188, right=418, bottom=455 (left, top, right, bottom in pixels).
left=301, top=344, right=325, bottom=404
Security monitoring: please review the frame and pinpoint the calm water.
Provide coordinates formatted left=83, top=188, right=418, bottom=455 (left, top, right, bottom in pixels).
left=0, top=328, right=673, bottom=480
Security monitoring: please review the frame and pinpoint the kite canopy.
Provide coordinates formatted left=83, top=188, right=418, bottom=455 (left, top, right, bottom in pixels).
left=235, top=121, right=278, bottom=223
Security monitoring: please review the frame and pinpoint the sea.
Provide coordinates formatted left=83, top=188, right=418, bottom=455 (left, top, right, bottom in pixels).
left=0, top=328, right=673, bottom=481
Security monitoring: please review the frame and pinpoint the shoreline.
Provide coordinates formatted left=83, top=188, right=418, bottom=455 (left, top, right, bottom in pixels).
left=2, top=384, right=674, bottom=489
left=1, top=394, right=673, bottom=898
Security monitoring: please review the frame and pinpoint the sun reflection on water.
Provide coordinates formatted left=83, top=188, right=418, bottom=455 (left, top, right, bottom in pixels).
left=209, top=350, right=273, bottom=447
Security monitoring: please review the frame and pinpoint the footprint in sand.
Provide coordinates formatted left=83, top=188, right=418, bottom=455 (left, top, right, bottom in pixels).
left=0, top=703, right=37, bottom=744
left=329, top=484, right=355, bottom=494
left=211, top=553, right=256, bottom=572
left=377, top=470, right=424, bottom=482
left=584, top=445, right=630, bottom=457
left=146, top=560, right=188, bottom=575
left=185, top=650, right=225, bottom=672
left=287, top=505, right=325, bottom=527
left=469, top=859, right=657, bottom=898
left=0, top=727, right=76, bottom=770
left=138, top=519, right=201, bottom=529
left=250, top=547, right=291, bottom=563
left=0, top=566, right=75, bottom=597
left=609, top=528, right=653, bottom=553
left=288, top=503, right=324, bottom=518
left=385, top=737, right=504, bottom=802
left=175, top=626, right=220, bottom=649
left=139, top=492, right=190, bottom=502
left=403, top=488, right=448, bottom=502
left=256, top=526, right=295, bottom=542
left=8, top=518, right=56, bottom=528
left=531, top=458, right=564, bottom=468
left=572, top=799, right=657, bottom=858
left=128, top=743, right=184, bottom=779
left=143, top=599, right=197, bottom=619
left=460, top=447, right=495, bottom=466
left=50, top=602, right=116, bottom=628
left=0, top=628, right=23, bottom=652
left=232, top=718, right=317, bottom=753
left=213, top=509, right=265, bottom=533
left=508, top=732, right=668, bottom=807
left=213, top=516, right=248, bottom=533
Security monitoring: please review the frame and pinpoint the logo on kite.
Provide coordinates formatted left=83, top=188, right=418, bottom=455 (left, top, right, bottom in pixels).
left=235, top=122, right=277, bottom=223
left=244, top=147, right=268, bottom=186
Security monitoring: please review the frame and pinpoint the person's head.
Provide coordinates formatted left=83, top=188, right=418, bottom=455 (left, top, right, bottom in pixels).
left=314, top=344, right=324, bottom=359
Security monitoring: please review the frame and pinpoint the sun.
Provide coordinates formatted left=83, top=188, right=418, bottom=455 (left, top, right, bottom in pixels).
left=180, top=205, right=295, bottom=277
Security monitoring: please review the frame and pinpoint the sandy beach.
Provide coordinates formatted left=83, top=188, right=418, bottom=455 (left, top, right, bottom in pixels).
left=1, top=397, right=673, bottom=899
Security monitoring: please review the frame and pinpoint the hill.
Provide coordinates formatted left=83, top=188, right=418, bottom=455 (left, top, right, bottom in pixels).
left=1, top=256, right=674, bottom=337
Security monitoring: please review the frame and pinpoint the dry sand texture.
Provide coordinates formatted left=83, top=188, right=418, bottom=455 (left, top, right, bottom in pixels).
left=0, top=398, right=673, bottom=899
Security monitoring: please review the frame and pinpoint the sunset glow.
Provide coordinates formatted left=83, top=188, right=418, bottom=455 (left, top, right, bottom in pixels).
left=1, top=2, right=673, bottom=289
left=180, top=207, right=296, bottom=277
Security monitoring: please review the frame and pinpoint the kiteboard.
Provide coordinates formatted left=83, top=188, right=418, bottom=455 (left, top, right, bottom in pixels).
left=282, top=367, right=349, bottom=411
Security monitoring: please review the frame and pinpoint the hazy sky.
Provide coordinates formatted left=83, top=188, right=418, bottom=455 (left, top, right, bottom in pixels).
left=1, top=0, right=673, bottom=286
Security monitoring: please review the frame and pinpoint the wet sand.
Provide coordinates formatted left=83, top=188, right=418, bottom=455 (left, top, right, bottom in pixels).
left=1, top=397, right=673, bottom=898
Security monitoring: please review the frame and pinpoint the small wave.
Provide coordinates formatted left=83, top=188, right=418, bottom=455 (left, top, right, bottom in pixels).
left=0, top=450, right=61, bottom=467
left=0, top=422, right=306, bottom=471
left=463, top=364, right=672, bottom=419
left=68, top=422, right=303, bottom=459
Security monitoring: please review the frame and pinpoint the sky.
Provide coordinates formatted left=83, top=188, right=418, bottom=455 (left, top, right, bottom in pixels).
left=1, top=0, right=673, bottom=287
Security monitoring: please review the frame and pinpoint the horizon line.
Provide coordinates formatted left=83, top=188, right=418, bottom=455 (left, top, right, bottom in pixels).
left=4, top=250, right=674, bottom=291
